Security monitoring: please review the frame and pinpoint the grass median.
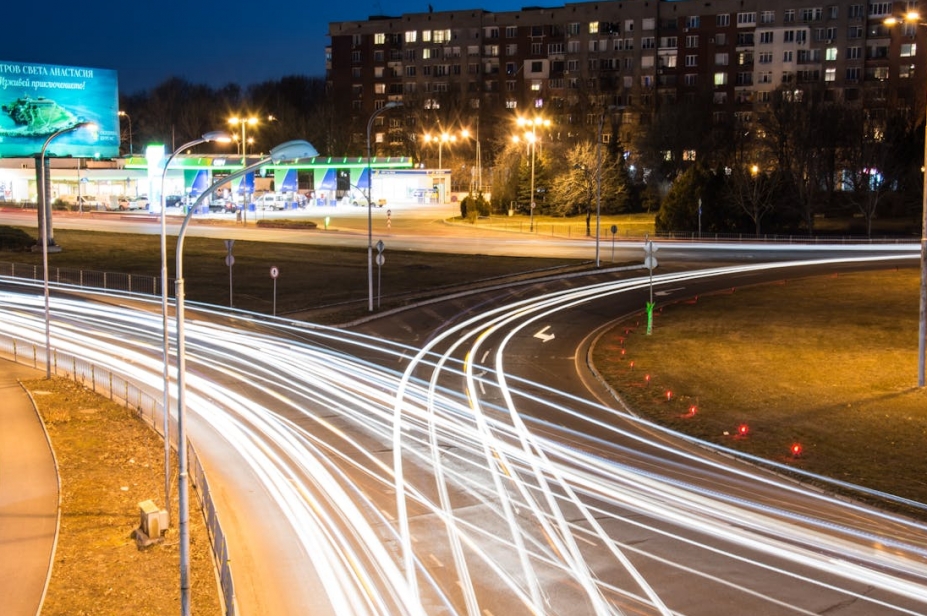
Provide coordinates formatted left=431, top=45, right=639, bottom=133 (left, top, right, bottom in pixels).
left=593, top=266, right=927, bottom=513
left=25, top=378, right=220, bottom=615
left=2, top=226, right=584, bottom=323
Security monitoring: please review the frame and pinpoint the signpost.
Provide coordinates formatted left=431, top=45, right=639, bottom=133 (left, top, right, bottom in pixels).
left=610, top=224, right=618, bottom=262
left=375, top=240, right=385, bottom=308
left=224, top=240, right=235, bottom=307
left=644, top=239, right=658, bottom=335
left=270, top=266, right=279, bottom=316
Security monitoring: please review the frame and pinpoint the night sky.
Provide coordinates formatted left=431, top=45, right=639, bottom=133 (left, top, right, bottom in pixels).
left=5, top=0, right=537, bottom=96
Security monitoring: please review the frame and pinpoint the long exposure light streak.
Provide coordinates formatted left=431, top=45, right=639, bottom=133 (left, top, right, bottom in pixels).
left=2, top=254, right=926, bottom=615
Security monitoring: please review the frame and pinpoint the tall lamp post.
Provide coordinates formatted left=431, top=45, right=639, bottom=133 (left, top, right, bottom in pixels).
left=423, top=128, right=469, bottom=170
left=39, top=121, right=94, bottom=379
left=366, top=101, right=403, bottom=312
left=423, top=132, right=454, bottom=169
left=228, top=116, right=259, bottom=224
left=886, top=12, right=926, bottom=386
left=515, top=116, right=549, bottom=232
left=594, top=110, right=608, bottom=268
left=158, top=130, right=231, bottom=519
left=118, top=110, right=132, bottom=156
left=174, top=139, right=317, bottom=615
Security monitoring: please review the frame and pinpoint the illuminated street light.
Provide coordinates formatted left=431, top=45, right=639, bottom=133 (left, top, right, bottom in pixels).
left=118, top=110, right=132, bottom=156
left=885, top=12, right=927, bottom=386
left=514, top=116, right=550, bottom=232
left=366, top=101, right=403, bottom=312
left=422, top=128, right=469, bottom=170
left=157, top=130, right=231, bottom=518
left=38, top=121, right=94, bottom=379
left=228, top=116, right=260, bottom=224
left=174, top=139, right=318, bottom=616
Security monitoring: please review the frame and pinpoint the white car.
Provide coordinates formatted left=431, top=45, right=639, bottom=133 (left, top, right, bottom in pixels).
left=253, top=193, right=289, bottom=210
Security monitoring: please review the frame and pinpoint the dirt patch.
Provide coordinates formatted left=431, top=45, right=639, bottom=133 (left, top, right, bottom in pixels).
left=24, top=378, right=222, bottom=616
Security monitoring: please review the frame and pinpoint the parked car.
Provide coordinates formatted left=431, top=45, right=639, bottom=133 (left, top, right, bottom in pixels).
left=342, top=190, right=386, bottom=207
left=253, top=193, right=289, bottom=210
left=59, top=195, right=103, bottom=209
left=127, top=196, right=149, bottom=210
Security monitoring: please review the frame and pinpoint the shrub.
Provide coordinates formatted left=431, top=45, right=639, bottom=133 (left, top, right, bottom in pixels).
left=0, top=225, right=36, bottom=251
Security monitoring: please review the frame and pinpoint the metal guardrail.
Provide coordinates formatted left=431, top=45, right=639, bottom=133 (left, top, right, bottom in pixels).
left=0, top=261, right=168, bottom=296
left=0, top=335, right=235, bottom=616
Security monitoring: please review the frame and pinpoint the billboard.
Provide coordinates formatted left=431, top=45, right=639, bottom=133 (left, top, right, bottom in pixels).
left=0, top=60, right=119, bottom=159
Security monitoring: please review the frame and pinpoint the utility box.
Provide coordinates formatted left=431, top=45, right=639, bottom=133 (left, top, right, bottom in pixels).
left=138, top=499, right=169, bottom=541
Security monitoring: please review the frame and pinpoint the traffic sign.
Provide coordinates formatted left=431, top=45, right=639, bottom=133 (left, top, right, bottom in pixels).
left=270, top=266, right=279, bottom=279
left=644, top=255, right=658, bottom=270
left=225, top=255, right=235, bottom=267
left=376, top=254, right=385, bottom=266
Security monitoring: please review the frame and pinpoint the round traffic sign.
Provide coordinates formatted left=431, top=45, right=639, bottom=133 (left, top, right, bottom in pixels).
left=270, top=266, right=279, bottom=279
left=225, top=255, right=235, bottom=267
left=610, top=224, right=618, bottom=234
left=644, top=256, right=658, bottom=270
left=375, top=254, right=385, bottom=266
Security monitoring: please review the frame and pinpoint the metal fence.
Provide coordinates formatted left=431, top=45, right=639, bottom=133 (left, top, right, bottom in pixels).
left=464, top=217, right=919, bottom=244
left=0, top=261, right=168, bottom=296
left=0, top=335, right=236, bottom=616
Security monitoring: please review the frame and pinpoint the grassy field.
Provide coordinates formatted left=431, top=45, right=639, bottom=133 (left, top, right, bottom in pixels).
left=2, top=225, right=585, bottom=322
left=25, top=378, right=220, bottom=616
left=593, top=266, right=927, bottom=512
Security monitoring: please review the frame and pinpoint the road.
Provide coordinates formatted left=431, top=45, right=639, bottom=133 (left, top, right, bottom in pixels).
left=2, top=251, right=926, bottom=615
left=0, top=203, right=917, bottom=263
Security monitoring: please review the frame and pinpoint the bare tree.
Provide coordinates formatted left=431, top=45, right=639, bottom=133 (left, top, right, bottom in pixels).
left=842, top=107, right=915, bottom=236
left=726, top=164, right=779, bottom=235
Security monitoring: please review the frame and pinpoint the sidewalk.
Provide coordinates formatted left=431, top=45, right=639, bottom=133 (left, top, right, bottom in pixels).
left=0, top=360, right=57, bottom=616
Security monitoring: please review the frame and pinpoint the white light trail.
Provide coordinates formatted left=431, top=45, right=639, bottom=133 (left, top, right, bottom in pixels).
left=1, top=254, right=926, bottom=615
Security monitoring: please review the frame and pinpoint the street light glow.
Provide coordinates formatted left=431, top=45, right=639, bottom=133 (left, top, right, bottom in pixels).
left=423, top=128, right=470, bottom=170
left=514, top=115, right=549, bottom=232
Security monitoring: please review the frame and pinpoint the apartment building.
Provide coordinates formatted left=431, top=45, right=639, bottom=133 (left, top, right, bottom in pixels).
left=327, top=0, right=926, bottom=154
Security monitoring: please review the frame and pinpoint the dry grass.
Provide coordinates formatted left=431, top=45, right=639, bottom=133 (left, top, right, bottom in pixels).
left=25, top=378, right=221, bottom=616
left=593, top=266, right=927, bottom=509
left=7, top=227, right=581, bottom=319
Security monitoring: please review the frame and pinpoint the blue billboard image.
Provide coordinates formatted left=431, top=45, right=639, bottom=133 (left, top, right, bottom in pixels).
left=0, top=60, right=119, bottom=158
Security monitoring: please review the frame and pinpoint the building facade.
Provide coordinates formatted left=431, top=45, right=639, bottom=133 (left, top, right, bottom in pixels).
left=328, top=0, right=926, bottom=162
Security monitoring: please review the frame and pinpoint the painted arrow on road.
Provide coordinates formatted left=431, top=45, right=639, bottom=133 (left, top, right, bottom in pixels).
left=655, top=287, right=686, bottom=296
left=534, top=325, right=555, bottom=342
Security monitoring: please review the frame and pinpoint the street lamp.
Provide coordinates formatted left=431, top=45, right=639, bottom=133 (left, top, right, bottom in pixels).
left=173, top=139, right=317, bottom=615
left=422, top=132, right=454, bottom=169
left=118, top=110, right=132, bottom=156
left=423, top=128, right=469, bottom=170
left=38, top=121, right=94, bottom=378
left=886, top=12, right=927, bottom=387
left=158, top=130, right=231, bottom=519
left=228, top=116, right=259, bottom=163
left=366, top=101, right=403, bottom=312
left=228, top=116, right=259, bottom=224
left=514, top=116, right=550, bottom=232
left=594, top=109, right=612, bottom=268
